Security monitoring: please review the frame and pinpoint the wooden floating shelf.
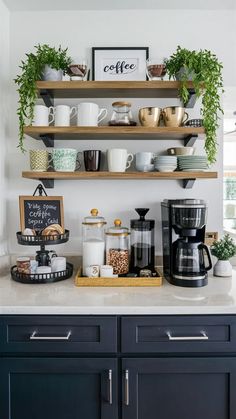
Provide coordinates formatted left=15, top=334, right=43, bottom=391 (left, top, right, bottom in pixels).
left=22, top=171, right=217, bottom=180
left=36, top=80, right=196, bottom=99
left=24, top=126, right=204, bottom=141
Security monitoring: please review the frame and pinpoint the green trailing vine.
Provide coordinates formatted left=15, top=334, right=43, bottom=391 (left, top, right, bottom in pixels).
left=15, top=44, right=72, bottom=152
left=165, top=46, right=224, bottom=164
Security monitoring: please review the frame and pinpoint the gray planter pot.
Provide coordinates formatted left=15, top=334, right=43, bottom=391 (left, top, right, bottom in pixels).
left=175, top=67, right=195, bottom=81
left=42, top=65, right=63, bottom=81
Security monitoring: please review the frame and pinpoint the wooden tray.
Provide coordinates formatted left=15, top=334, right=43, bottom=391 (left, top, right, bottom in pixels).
left=74, top=267, right=163, bottom=287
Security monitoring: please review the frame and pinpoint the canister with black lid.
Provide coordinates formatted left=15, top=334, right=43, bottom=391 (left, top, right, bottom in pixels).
left=130, top=208, right=155, bottom=274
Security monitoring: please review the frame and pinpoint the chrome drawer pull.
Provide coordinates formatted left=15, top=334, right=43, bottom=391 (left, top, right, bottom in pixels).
left=166, top=331, right=208, bottom=341
left=125, top=370, right=129, bottom=406
left=108, top=369, right=112, bottom=405
left=30, top=330, right=72, bottom=341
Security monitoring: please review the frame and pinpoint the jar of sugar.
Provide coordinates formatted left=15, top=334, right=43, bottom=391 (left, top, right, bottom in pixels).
left=82, top=209, right=107, bottom=275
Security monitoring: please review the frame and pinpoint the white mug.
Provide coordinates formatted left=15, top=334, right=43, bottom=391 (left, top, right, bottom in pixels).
left=85, top=265, right=100, bottom=277
left=100, top=265, right=113, bottom=277
left=77, top=102, right=107, bottom=126
left=51, top=105, right=77, bottom=126
left=135, top=152, right=156, bottom=172
left=51, top=256, right=66, bottom=272
left=107, top=148, right=134, bottom=172
left=32, top=105, right=54, bottom=126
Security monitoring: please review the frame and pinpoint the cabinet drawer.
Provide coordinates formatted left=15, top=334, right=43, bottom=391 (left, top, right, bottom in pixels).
left=121, top=316, right=236, bottom=353
left=0, top=316, right=117, bottom=354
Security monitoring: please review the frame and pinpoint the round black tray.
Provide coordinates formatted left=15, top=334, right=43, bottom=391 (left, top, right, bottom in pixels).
left=11, top=262, right=73, bottom=284
left=16, top=230, right=70, bottom=246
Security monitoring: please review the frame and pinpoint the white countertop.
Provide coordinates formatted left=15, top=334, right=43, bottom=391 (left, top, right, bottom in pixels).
left=1, top=270, right=236, bottom=315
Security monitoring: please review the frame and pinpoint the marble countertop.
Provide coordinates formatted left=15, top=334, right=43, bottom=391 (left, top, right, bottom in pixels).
left=0, top=270, right=236, bottom=315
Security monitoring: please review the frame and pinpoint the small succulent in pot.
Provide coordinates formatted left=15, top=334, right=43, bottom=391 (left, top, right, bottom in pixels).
left=15, top=44, right=72, bottom=152
left=165, top=46, right=224, bottom=165
left=211, top=234, right=236, bottom=277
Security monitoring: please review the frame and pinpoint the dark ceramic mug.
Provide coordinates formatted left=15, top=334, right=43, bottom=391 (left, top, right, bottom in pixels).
left=83, top=150, right=101, bottom=171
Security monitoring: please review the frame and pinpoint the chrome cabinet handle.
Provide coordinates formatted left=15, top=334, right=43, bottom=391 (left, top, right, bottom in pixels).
left=108, top=369, right=112, bottom=405
left=30, top=330, right=72, bottom=341
left=166, top=331, right=208, bottom=341
left=125, top=370, right=129, bottom=406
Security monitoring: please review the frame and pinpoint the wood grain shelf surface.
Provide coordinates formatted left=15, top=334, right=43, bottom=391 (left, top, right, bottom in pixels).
left=36, top=80, right=196, bottom=99
left=24, top=126, right=205, bottom=140
left=22, top=171, right=218, bottom=181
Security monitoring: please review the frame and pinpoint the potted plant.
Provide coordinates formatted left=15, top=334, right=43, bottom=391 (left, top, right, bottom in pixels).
left=211, top=234, right=236, bottom=277
left=15, top=44, right=72, bottom=152
left=165, top=46, right=224, bottom=164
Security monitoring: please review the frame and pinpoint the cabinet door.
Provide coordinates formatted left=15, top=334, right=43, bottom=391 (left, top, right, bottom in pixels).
left=122, top=357, right=236, bottom=419
left=0, top=358, right=118, bottom=419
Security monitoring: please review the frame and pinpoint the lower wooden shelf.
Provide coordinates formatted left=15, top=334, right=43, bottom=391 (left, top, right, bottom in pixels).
left=22, top=170, right=218, bottom=189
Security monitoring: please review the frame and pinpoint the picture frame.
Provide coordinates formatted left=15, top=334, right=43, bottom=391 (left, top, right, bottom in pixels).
left=19, top=196, right=64, bottom=232
left=92, top=47, right=149, bottom=81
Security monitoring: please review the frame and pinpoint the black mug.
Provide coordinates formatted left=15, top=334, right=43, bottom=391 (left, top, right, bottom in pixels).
left=83, top=150, right=101, bottom=171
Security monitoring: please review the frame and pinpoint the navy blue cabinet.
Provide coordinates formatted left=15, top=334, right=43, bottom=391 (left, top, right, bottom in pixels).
left=0, top=358, right=118, bottom=419
left=122, top=357, right=236, bottom=419
left=0, top=315, right=236, bottom=419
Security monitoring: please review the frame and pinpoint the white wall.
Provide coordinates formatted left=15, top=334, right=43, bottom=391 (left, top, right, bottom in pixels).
left=8, top=9, right=233, bottom=255
left=0, top=0, right=9, bottom=256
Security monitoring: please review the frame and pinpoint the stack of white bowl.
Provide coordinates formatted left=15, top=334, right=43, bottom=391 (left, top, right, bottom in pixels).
left=154, top=156, right=177, bottom=172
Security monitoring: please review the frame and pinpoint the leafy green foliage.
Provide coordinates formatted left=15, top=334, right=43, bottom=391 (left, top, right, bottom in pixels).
left=211, top=234, right=236, bottom=260
left=14, top=44, right=72, bottom=152
left=165, top=46, right=224, bottom=164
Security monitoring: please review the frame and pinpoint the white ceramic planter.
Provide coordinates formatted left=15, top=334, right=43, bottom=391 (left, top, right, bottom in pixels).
left=42, top=65, right=63, bottom=81
left=175, top=67, right=195, bottom=81
left=213, top=259, right=232, bottom=277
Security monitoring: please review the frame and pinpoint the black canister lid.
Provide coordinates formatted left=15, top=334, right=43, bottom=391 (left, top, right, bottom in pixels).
left=130, top=208, right=155, bottom=230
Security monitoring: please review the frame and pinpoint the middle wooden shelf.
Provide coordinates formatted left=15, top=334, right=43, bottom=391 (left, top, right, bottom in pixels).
left=24, top=126, right=204, bottom=141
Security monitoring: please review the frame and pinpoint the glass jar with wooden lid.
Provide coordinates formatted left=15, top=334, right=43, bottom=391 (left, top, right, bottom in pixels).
left=82, top=208, right=107, bottom=275
left=106, top=219, right=130, bottom=275
left=109, top=101, right=136, bottom=126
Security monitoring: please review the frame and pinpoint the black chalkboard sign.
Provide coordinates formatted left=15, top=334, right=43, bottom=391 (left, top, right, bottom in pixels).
left=19, top=196, right=64, bottom=231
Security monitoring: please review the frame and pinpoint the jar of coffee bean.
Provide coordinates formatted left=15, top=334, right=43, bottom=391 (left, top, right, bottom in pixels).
left=105, top=219, right=130, bottom=275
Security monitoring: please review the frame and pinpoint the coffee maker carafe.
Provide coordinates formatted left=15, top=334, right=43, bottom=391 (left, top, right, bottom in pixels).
left=161, top=199, right=212, bottom=287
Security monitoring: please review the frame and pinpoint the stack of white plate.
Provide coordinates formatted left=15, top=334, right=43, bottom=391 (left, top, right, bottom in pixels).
left=154, top=156, right=177, bottom=172
left=178, top=156, right=208, bottom=171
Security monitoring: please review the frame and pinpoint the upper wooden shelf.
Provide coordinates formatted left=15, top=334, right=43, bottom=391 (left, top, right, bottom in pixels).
left=24, top=126, right=204, bottom=141
left=36, top=80, right=195, bottom=99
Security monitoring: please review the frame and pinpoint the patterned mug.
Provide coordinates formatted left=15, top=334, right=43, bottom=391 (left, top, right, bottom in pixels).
left=30, top=150, right=50, bottom=172
left=52, top=148, right=81, bottom=172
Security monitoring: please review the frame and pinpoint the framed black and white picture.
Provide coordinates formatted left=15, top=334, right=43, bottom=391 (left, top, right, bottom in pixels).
left=92, top=47, right=149, bottom=81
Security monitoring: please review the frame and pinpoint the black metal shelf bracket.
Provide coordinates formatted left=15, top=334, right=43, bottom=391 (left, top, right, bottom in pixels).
left=39, top=178, right=54, bottom=189
left=40, top=134, right=54, bottom=148
left=184, top=134, right=198, bottom=147
left=185, top=88, right=197, bottom=108
left=40, top=89, right=54, bottom=108
left=183, top=179, right=196, bottom=189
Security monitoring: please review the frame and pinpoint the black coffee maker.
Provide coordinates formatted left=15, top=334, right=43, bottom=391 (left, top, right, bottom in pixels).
left=161, top=199, right=212, bottom=287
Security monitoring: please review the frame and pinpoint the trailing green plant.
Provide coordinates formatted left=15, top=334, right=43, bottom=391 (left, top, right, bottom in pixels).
left=211, top=234, right=236, bottom=260
left=165, top=46, right=224, bottom=164
left=15, top=44, right=72, bottom=152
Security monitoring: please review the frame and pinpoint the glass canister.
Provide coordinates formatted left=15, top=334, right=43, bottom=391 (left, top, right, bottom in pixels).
left=130, top=208, right=155, bottom=274
left=82, top=208, right=107, bottom=274
left=106, top=219, right=130, bottom=275
left=109, top=101, right=136, bottom=126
